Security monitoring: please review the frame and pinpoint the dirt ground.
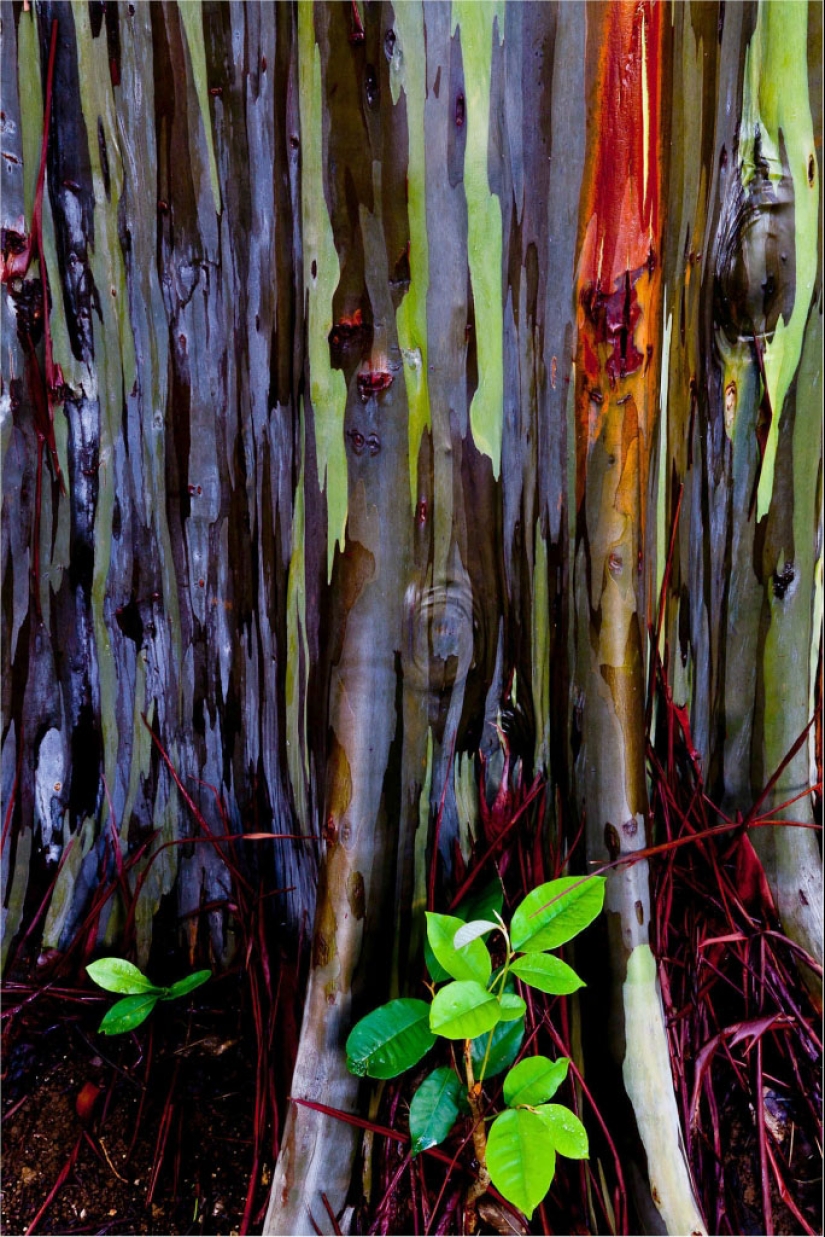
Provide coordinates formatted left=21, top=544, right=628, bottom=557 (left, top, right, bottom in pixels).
left=1, top=954, right=820, bottom=1236
left=1, top=968, right=266, bottom=1236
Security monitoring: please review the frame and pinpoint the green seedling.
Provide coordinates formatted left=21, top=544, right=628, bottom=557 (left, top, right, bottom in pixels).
left=346, top=874, right=605, bottom=1220
left=86, top=958, right=212, bottom=1035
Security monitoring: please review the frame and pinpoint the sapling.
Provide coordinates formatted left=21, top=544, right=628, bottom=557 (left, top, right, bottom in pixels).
left=346, top=874, right=605, bottom=1225
left=86, top=958, right=211, bottom=1035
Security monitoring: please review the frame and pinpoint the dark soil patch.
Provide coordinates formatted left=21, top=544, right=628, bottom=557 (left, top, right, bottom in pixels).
left=1, top=972, right=266, bottom=1236
left=718, top=1081, right=823, bottom=1236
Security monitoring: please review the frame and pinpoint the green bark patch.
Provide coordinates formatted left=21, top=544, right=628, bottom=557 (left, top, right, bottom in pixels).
left=298, top=4, right=348, bottom=579
left=452, top=3, right=504, bottom=475
left=178, top=2, right=222, bottom=216
left=389, top=3, right=432, bottom=508
left=741, top=1, right=818, bottom=521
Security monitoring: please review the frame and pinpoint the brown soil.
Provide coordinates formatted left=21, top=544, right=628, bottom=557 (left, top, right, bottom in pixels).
left=1, top=972, right=267, bottom=1236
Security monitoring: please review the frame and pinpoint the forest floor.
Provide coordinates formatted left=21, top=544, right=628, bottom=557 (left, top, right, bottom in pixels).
left=2, top=924, right=821, bottom=1237
left=1, top=698, right=822, bottom=1235
left=1, top=964, right=262, bottom=1236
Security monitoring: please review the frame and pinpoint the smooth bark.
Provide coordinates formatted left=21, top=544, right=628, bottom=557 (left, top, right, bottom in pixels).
left=1, top=4, right=820, bottom=1235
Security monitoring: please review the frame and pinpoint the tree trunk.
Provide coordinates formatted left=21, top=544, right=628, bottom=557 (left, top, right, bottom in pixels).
left=1, top=3, right=821, bottom=1235
left=571, top=7, right=705, bottom=1233
left=660, top=0, right=823, bottom=986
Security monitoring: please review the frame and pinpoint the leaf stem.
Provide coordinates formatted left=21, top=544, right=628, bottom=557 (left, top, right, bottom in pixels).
left=478, top=928, right=515, bottom=1085
left=462, top=1040, right=491, bottom=1233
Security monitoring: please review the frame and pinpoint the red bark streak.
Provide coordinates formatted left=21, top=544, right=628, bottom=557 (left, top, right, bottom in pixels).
left=579, top=2, right=661, bottom=288
left=348, top=0, right=365, bottom=45
left=14, top=21, right=64, bottom=459
left=357, top=368, right=393, bottom=398
left=328, top=308, right=366, bottom=351
left=575, top=1, right=663, bottom=520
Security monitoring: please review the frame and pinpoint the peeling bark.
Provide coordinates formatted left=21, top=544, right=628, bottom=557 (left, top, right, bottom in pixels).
left=571, top=6, right=705, bottom=1232
left=1, top=4, right=820, bottom=1235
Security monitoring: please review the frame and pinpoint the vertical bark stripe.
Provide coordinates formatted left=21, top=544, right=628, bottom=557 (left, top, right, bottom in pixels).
left=452, top=2, right=504, bottom=476
left=298, top=3, right=348, bottom=580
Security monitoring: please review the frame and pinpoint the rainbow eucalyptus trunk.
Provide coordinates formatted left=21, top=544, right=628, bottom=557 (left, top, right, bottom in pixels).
left=570, top=6, right=705, bottom=1233
left=266, top=3, right=416, bottom=1225
left=268, top=4, right=509, bottom=1230
left=1, top=3, right=821, bottom=1236
left=716, top=1, right=822, bottom=980
left=660, top=0, right=823, bottom=989
left=1, top=1, right=315, bottom=973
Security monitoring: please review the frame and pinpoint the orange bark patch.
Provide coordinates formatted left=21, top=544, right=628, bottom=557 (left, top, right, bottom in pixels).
left=575, top=0, right=664, bottom=537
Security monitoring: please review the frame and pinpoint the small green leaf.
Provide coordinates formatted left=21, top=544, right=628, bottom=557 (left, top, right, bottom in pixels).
left=535, top=1104, right=589, bottom=1159
left=430, top=981, right=501, bottom=1040
left=162, top=970, right=212, bottom=1000
left=470, top=1015, right=524, bottom=1079
left=503, top=1056, right=569, bottom=1108
left=409, top=1067, right=463, bottom=1155
left=509, top=953, right=585, bottom=995
left=510, top=876, right=605, bottom=952
left=425, top=880, right=503, bottom=982
left=453, top=919, right=499, bottom=949
left=346, top=999, right=436, bottom=1079
left=99, top=993, right=160, bottom=1035
left=486, top=1108, right=557, bottom=1219
left=87, top=958, right=165, bottom=996
left=497, top=993, right=526, bottom=1022
left=455, top=876, right=504, bottom=924
left=425, top=913, right=491, bottom=985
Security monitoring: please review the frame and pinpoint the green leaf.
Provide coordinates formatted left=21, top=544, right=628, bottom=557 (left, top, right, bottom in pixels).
left=87, top=958, right=165, bottom=996
left=497, top=993, right=526, bottom=1022
left=456, top=876, right=504, bottom=924
left=409, top=1067, right=463, bottom=1155
left=99, top=993, right=160, bottom=1035
left=346, top=999, right=436, bottom=1079
left=162, top=970, right=212, bottom=1001
left=424, top=880, right=503, bottom=982
left=509, top=953, right=585, bottom=995
left=510, top=876, right=605, bottom=952
left=425, top=913, right=491, bottom=985
left=486, top=1108, right=557, bottom=1219
left=430, top=981, right=501, bottom=1040
left=470, top=1015, right=524, bottom=1079
left=535, top=1104, right=589, bottom=1159
left=453, top=919, right=499, bottom=949
left=503, top=1056, right=569, bottom=1108
left=424, top=939, right=451, bottom=984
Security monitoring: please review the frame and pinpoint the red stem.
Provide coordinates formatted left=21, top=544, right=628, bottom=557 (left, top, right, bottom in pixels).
left=146, top=1060, right=179, bottom=1204
left=764, top=1139, right=817, bottom=1237
left=321, top=1192, right=344, bottom=1235
left=24, top=1133, right=82, bottom=1235
left=0, top=726, right=24, bottom=856
left=448, top=774, right=544, bottom=910
left=755, top=1034, right=773, bottom=1235
left=544, top=1018, right=628, bottom=1235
